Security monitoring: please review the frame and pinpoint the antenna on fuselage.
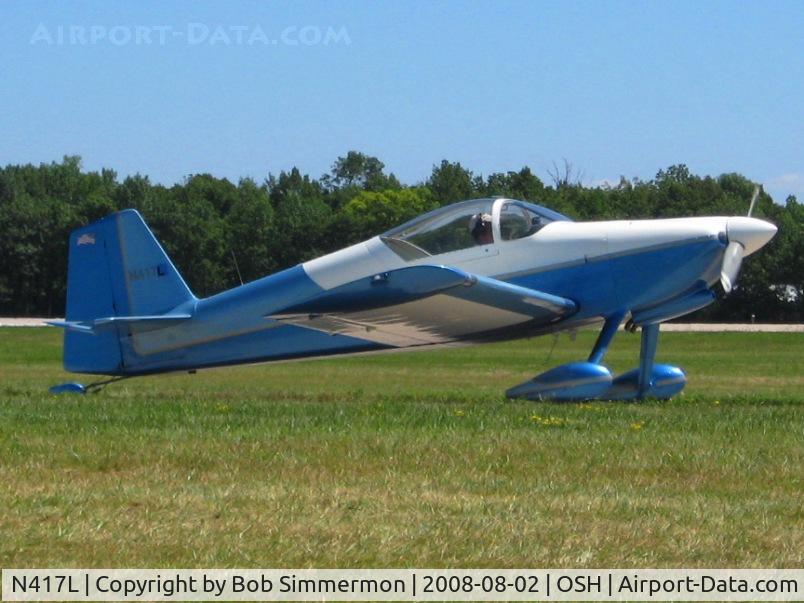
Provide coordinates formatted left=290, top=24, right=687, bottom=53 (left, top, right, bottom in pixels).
left=543, top=328, right=578, bottom=365
left=231, top=249, right=244, bottom=286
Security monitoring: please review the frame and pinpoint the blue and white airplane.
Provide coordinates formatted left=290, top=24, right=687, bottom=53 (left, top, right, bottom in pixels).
left=50, top=193, right=777, bottom=400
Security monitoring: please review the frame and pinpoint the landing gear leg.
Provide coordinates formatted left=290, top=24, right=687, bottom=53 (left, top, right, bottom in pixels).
left=588, top=310, right=626, bottom=365
left=637, top=323, right=660, bottom=398
left=603, top=321, right=685, bottom=400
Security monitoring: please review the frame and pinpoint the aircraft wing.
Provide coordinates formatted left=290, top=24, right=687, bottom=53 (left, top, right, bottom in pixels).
left=270, top=265, right=577, bottom=347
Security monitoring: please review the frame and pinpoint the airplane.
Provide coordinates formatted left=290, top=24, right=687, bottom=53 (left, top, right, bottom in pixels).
left=48, top=191, right=777, bottom=400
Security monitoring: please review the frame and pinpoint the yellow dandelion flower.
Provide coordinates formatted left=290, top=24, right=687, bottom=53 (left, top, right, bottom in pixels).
left=531, top=415, right=568, bottom=426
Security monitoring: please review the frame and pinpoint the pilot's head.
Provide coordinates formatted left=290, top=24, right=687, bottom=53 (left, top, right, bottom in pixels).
left=469, top=213, right=493, bottom=243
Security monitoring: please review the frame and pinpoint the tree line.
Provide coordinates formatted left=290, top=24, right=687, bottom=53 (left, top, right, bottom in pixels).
left=0, top=153, right=801, bottom=321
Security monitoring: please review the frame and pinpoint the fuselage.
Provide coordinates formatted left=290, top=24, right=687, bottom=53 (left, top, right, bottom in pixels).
left=108, top=199, right=777, bottom=376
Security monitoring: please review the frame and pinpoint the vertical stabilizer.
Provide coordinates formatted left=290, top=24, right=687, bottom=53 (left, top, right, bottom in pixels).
left=63, top=210, right=195, bottom=373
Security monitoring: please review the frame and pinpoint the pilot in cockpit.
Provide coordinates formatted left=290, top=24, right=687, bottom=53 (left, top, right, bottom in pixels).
left=469, top=213, right=494, bottom=245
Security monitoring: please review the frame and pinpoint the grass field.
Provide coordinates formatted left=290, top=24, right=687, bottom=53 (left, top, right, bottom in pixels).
left=0, top=327, right=801, bottom=568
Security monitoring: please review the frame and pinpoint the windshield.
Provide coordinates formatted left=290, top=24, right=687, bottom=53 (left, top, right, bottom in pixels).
left=381, top=198, right=571, bottom=260
left=381, top=199, right=495, bottom=259
left=499, top=200, right=569, bottom=240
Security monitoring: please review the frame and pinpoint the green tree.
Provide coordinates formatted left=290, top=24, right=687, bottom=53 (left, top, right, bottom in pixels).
left=342, top=187, right=438, bottom=240
left=427, top=160, right=482, bottom=204
left=225, top=179, right=278, bottom=284
left=484, top=167, right=546, bottom=201
left=0, top=154, right=799, bottom=322
left=267, top=169, right=332, bottom=268
left=325, top=151, right=401, bottom=192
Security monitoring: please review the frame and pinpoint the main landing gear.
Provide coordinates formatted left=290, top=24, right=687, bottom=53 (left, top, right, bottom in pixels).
left=505, top=313, right=686, bottom=402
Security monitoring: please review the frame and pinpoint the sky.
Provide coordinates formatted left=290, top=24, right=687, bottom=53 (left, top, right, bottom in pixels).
left=1, top=1, right=802, bottom=202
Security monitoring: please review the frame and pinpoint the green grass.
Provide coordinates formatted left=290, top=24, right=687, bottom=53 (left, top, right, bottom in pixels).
left=0, top=327, right=801, bottom=568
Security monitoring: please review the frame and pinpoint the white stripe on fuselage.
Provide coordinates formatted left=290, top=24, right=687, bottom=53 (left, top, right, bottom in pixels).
left=302, top=217, right=729, bottom=291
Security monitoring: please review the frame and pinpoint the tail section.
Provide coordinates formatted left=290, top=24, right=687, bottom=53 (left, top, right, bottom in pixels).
left=61, top=210, right=195, bottom=374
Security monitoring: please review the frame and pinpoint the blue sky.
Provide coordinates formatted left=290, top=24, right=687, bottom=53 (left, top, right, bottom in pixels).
left=1, top=1, right=802, bottom=202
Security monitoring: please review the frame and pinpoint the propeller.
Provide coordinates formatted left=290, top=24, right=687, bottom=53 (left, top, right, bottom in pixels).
left=746, top=185, right=760, bottom=217
left=720, top=241, right=744, bottom=293
left=720, top=185, right=760, bottom=294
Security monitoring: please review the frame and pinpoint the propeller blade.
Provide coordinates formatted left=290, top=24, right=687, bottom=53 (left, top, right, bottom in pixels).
left=720, top=241, right=745, bottom=293
left=747, top=185, right=760, bottom=217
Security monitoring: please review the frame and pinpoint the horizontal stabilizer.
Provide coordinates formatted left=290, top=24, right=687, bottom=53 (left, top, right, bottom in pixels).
left=48, top=313, right=191, bottom=334
left=271, top=265, right=576, bottom=347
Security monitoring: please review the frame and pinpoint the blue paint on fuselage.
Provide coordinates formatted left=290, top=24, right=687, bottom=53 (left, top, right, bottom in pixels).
left=123, top=322, right=384, bottom=375
left=509, top=238, right=723, bottom=319
left=117, top=238, right=726, bottom=375
left=117, top=265, right=388, bottom=375
left=607, top=239, right=723, bottom=311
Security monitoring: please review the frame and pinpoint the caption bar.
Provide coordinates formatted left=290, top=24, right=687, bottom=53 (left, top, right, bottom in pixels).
left=2, top=569, right=802, bottom=601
